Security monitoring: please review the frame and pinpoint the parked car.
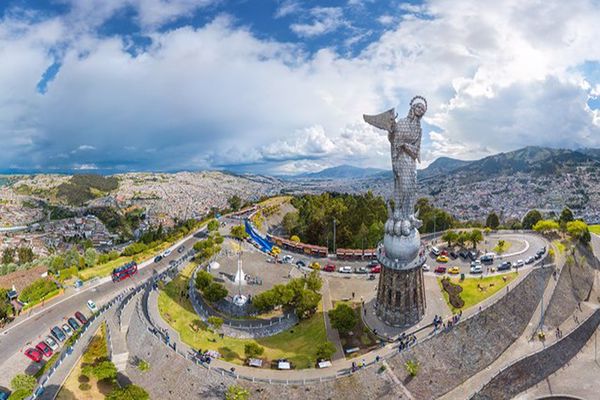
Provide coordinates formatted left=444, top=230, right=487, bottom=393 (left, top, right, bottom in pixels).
left=448, top=266, right=460, bottom=274
left=436, top=255, right=449, bottom=263
left=470, top=265, right=483, bottom=274
left=154, top=255, right=163, bottom=263
left=367, top=260, right=379, bottom=268
left=68, top=317, right=81, bottom=331
left=480, top=253, right=495, bottom=264
left=431, top=246, right=441, bottom=256
left=422, top=264, right=430, bottom=271
left=324, top=264, right=336, bottom=272
left=62, top=324, right=73, bottom=337
left=498, top=261, right=512, bottom=271
left=74, top=311, right=88, bottom=325
left=87, top=300, right=98, bottom=313
left=309, top=261, right=321, bottom=270
left=449, top=251, right=458, bottom=259
left=525, top=256, right=535, bottom=264
left=434, top=266, right=447, bottom=274
left=36, top=341, right=53, bottom=357
left=459, top=251, right=468, bottom=259
left=468, top=251, right=480, bottom=261
left=296, top=260, right=306, bottom=268
left=282, top=255, right=294, bottom=264
left=177, top=245, right=185, bottom=253
left=0, top=390, right=9, bottom=400
left=163, top=249, right=172, bottom=257
left=339, top=266, right=353, bottom=274
left=24, top=348, right=43, bottom=363
left=370, top=265, right=381, bottom=273
left=45, top=336, right=59, bottom=351
left=74, top=279, right=83, bottom=289
left=51, top=326, right=66, bottom=342
left=441, top=249, right=449, bottom=256
left=534, top=252, right=543, bottom=260
left=355, top=266, right=369, bottom=274
left=514, top=259, right=525, bottom=268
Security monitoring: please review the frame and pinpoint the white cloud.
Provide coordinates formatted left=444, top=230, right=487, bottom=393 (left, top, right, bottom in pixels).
left=274, top=0, right=301, bottom=19
left=290, top=7, right=344, bottom=38
left=2, top=0, right=600, bottom=174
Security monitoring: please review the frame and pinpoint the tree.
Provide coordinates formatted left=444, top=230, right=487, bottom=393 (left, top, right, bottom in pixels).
left=295, top=289, right=320, bottom=319
left=207, top=219, right=219, bottom=232
left=560, top=207, right=574, bottom=224
left=17, top=247, right=34, bottom=264
left=230, top=225, right=248, bottom=240
left=225, top=385, right=250, bottom=400
left=203, top=282, right=228, bottom=303
left=2, top=248, right=15, bottom=265
left=316, top=342, right=337, bottom=360
left=84, top=248, right=98, bottom=268
left=533, top=220, right=560, bottom=234
left=244, top=342, right=265, bottom=359
left=328, top=303, right=357, bottom=335
left=566, top=220, right=591, bottom=243
left=106, top=384, right=150, bottom=400
left=456, top=231, right=468, bottom=247
left=10, top=374, right=36, bottom=393
left=404, top=360, right=419, bottom=377
left=485, top=212, right=500, bottom=229
left=522, top=209, right=542, bottom=230
left=282, top=212, right=299, bottom=236
left=304, top=270, right=323, bottom=292
left=7, top=389, right=31, bottom=400
left=469, top=229, right=483, bottom=249
left=228, top=195, right=242, bottom=211
left=441, top=231, right=457, bottom=247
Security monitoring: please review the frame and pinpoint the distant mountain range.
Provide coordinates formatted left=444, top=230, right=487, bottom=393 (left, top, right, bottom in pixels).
left=286, top=146, right=600, bottom=182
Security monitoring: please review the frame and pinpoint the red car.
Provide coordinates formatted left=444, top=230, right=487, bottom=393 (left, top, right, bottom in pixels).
left=75, top=311, right=88, bottom=325
left=441, top=249, right=449, bottom=256
left=434, top=266, right=447, bottom=274
left=24, top=348, right=43, bottom=363
left=370, top=265, right=381, bottom=273
left=36, top=341, right=53, bottom=358
left=323, top=264, right=336, bottom=272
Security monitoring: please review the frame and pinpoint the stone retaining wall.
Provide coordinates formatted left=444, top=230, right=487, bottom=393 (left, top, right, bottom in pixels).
left=385, top=266, right=553, bottom=400
left=545, top=248, right=595, bottom=328
left=472, top=308, right=600, bottom=400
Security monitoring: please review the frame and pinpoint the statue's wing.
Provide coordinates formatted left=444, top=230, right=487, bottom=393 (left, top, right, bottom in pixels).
left=363, top=108, right=395, bottom=132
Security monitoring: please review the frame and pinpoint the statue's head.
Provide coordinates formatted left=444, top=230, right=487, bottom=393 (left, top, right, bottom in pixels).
left=409, top=96, right=427, bottom=119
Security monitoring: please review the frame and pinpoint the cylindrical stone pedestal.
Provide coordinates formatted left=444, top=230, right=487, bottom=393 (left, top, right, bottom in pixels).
left=375, top=262, right=426, bottom=327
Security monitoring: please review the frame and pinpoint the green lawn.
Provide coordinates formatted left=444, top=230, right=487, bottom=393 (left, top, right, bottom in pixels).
left=492, top=240, right=512, bottom=254
left=589, top=225, right=600, bottom=235
left=438, top=272, right=517, bottom=313
left=157, top=263, right=328, bottom=369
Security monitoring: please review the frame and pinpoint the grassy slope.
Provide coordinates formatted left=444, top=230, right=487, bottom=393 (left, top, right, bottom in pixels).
left=589, top=225, right=600, bottom=235
left=438, top=272, right=518, bottom=313
left=157, top=263, right=327, bottom=369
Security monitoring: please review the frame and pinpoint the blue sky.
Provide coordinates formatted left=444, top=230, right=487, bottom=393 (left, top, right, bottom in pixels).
left=0, top=0, right=599, bottom=175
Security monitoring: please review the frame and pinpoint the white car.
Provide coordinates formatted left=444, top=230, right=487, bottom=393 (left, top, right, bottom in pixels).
left=45, top=336, right=59, bottom=351
left=62, top=324, right=73, bottom=337
left=422, top=264, right=430, bottom=271
left=339, top=266, right=353, bottom=274
left=282, top=255, right=294, bottom=264
left=515, top=259, right=525, bottom=268
left=470, top=265, right=483, bottom=274
left=87, top=299, right=98, bottom=313
left=163, top=249, right=172, bottom=257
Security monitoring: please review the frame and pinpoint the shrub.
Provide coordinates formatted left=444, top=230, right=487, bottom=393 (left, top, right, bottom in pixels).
left=89, top=360, right=117, bottom=381
left=225, top=385, right=249, bottom=400
left=7, top=389, right=31, bottom=400
left=244, top=343, right=264, bottom=359
left=405, top=360, right=419, bottom=377
left=78, top=374, right=90, bottom=383
left=10, top=374, right=36, bottom=392
left=18, top=279, right=57, bottom=303
left=106, top=384, right=150, bottom=400
left=79, top=383, right=91, bottom=391
left=316, top=342, right=337, bottom=360
left=207, top=316, right=223, bottom=330
left=137, top=359, right=150, bottom=372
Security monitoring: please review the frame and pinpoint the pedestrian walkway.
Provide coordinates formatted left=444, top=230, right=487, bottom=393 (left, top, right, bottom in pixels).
left=321, top=279, right=344, bottom=362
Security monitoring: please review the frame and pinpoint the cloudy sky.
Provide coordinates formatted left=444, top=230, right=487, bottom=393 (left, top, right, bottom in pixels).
left=1, top=0, right=600, bottom=175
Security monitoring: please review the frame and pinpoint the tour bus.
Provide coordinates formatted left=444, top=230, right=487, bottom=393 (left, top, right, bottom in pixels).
left=111, top=261, right=138, bottom=282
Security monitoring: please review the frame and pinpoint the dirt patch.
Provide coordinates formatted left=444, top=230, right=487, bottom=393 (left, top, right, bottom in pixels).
left=441, top=278, right=465, bottom=309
